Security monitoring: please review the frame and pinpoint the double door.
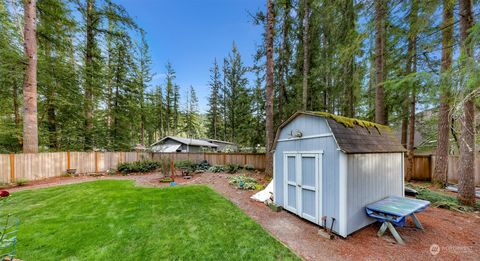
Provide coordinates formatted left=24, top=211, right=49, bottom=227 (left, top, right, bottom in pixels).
left=283, top=152, right=322, bottom=224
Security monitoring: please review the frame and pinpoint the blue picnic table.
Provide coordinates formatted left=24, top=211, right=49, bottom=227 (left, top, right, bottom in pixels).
left=366, top=196, right=430, bottom=244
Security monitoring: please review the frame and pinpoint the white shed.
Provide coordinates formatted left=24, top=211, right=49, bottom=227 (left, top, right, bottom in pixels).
left=273, top=111, right=406, bottom=237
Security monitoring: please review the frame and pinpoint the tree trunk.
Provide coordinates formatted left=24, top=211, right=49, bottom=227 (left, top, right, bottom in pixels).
left=401, top=113, right=408, bottom=148
left=302, top=0, right=309, bottom=111
left=265, top=0, right=275, bottom=177
left=374, top=0, right=387, bottom=124
left=433, top=0, right=454, bottom=187
left=405, top=0, right=418, bottom=181
left=458, top=0, right=476, bottom=206
left=278, top=0, right=290, bottom=122
left=22, top=0, right=38, bottom=153
left=84, top=0, right=95, bottom=150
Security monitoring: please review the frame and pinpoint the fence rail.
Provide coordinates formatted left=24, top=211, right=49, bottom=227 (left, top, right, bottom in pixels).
left=0, top=152, right=266, bottom=183
left=409, top=155, right=480, bottom=186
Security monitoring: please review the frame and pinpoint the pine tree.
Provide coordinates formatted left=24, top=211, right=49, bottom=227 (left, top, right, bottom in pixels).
left=433, top=0, right=454, bottom=187
left=184, top=86, right=199, bottom=138
left=134, top=33, right=153, bottom=145
left=206, top=59, right=222, bottom=139
left=457, top=0, right=476, bottom=206
left=265, top=0, right=275, bottom=176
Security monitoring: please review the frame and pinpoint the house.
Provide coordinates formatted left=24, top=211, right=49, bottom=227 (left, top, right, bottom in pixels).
left=201, top=138, right=238, bottom=152
left=273, top=111, right=406, bottom=238
left=150, top=136, right=218, bottom=152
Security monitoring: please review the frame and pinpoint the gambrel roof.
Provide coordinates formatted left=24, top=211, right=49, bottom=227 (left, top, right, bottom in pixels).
left=274, top=111, right=406, bottom=154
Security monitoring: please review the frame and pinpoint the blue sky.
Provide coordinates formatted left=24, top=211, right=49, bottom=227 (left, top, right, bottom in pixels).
left=116, top=0, right=266, bottom=112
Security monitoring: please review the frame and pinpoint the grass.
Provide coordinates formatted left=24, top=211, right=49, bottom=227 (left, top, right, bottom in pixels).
left=3, top=180, right=299, bottom=260
left=407, top=183, right=480, bottom=212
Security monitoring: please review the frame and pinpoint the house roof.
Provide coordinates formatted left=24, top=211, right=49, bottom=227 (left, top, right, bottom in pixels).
left=151, top=136, right=218, bottom=147
left=200, top=138, right=237, bottom=146
left=274, top=111, right=406, bottom=154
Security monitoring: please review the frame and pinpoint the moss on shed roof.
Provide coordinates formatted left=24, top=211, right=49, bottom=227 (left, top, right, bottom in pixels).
left=308, top=111, right=389, bottom=134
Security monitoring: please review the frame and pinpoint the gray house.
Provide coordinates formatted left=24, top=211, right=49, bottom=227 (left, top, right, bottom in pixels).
left=150, top=136, right=218, bottom=152
left=201, top=138, right=238, bottom=152
left=273, top=111, right=406, bottom=237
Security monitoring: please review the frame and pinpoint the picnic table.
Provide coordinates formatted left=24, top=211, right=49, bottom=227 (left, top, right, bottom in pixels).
left=366, top=196, right=430, bottom=244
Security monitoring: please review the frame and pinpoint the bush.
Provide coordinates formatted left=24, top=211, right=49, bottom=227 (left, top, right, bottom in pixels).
left=158, top=158, right=171, bottom=176
left=228, top=175, right=258, bottom=190
left=244, top=164, right=254, bottom=171
left=175, top=160, right=195, bottom=172
left=226, top=164, right=242, bottom=174
left=208, top=165, right=226, bottom=173
left=117, top=160, right=161, bottom=174
left=175, top=160, right=210, bottom=173
left=195, top=160, right=210, bottom=171
left=159, top=177, right=174, bottom=183
left=15, top=179, right=28, bottom=186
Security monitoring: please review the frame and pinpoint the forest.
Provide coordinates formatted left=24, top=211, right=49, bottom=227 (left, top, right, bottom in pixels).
left=0, top=0, right=479, bottom=203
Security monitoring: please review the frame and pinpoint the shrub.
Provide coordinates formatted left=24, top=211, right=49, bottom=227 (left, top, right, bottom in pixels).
left=195, top=160, right=210, bottom=171
left=176, top=160, right=210, bottom=173
left=228, top=175, right=258, bottom=190
left=15, top=179, right=28, bottom=186
left=208, top=165, right=226, bottom=173
left=158, top=158, right=171, bottom=176
left=159, top=177, right=174, bottom=183
left=107, top=168, right=116, bottom=176
left=226, top=164, right=242, bottom=174
left=244, top=164, right=254, bottom=171
left=117, top=160, right=161, bottom=174
left=175, top=160, right=195, bottom=172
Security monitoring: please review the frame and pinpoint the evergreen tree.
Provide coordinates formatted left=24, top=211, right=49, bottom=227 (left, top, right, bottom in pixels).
left=206, top=59, right=222, bottom=139
left=184, top=86, right=199, bottom=138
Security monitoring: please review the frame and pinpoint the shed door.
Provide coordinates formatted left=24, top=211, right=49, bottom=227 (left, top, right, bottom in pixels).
left=284, top=152, right=322, bottom=224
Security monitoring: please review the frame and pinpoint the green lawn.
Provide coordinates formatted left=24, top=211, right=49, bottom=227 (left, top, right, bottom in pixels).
left=3, top=180, right=298, bottom=260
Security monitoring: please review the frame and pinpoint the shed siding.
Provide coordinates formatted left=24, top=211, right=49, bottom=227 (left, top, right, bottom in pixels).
left=346, top=153, right=404, bottom=235
left=274, top=115, right=341, bottom=232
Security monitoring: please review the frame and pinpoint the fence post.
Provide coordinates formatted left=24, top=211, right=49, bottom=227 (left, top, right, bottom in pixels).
left=95, top=151, right=99, bottom=173
left=9, top=153, right=15, bottom=183
left=67, top=150, right=71, bottom=169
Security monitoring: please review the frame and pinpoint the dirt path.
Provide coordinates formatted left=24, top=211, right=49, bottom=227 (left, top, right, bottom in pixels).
left=7, top=173, right=480, bottom=261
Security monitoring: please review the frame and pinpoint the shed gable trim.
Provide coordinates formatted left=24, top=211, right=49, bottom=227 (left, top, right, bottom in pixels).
left=276, top=133, right=333, bottom=143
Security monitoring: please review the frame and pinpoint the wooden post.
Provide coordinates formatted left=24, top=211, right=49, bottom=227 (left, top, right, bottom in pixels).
left=223, top=153, right=226, bottom=165
left=9, top=153, right=15, bottom=183
left=170, top=159, right=175, bottom=181
left=67, top=150, right=71, bottom=169
left=95, top=151, right=99, bottom=173
left=244, top=154, right=247, bottom=165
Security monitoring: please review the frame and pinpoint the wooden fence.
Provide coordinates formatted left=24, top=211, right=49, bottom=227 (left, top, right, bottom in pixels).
left=0, top=152, right=266, bottom=183
left=2, top=152, right=474, bottom=185
left=410, top=155, right=480, bottom=186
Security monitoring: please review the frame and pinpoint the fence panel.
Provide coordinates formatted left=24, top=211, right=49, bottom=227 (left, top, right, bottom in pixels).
left=0, top=154, right=10, bottom=184
left=412, top=156, right=431, bottom=181
left=0, top=151, right=267, bottom=183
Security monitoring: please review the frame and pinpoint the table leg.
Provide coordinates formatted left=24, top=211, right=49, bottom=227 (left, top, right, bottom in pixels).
left=411, top=213, right=424, bottom=230
left=386, top=222, right=405, bottom=245
left=377, top=222, right=388, bottom=237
